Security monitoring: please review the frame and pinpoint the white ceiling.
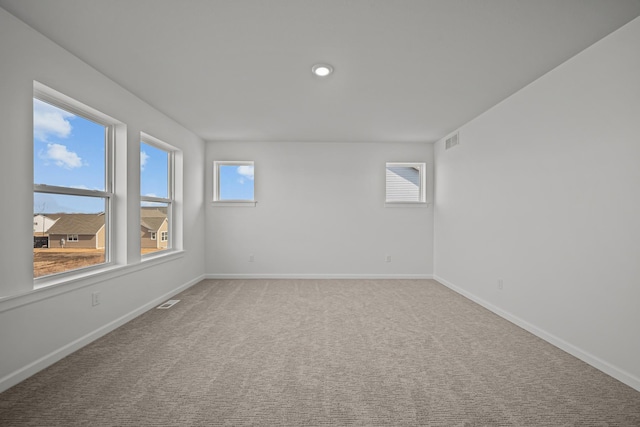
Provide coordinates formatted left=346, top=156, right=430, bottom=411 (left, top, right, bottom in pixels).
left=2, top=0, right=639, bottom=143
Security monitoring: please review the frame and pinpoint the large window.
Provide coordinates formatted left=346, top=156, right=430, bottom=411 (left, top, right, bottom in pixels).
left=385, top=162, right=426, bottom=203
left=140, top=134, right=175, bottom=256
left=213, top=161, right=255, bottom=204
left=33, top=87, right=115, bottom=279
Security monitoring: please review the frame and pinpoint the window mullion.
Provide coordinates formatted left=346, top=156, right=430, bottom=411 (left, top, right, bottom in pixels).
left=141, top=196, right=171, bottom=204
left=34, top=184, right=110, bottom=199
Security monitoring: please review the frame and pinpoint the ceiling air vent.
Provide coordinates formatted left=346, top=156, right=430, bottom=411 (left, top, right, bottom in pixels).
left=157, top=299, right=180, bottom=309
left=445, top=132, right=459, bottom=150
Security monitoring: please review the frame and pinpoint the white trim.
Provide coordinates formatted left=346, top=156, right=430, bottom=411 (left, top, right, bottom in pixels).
left=433, top=275, right=640, bottom=392
left=0, top=273, right=204, bottom=394
left=211, top=201, right=257, bottom=207
left=2, top=250, right=186, bottom=312
left=384, top=202, right=431, bottom=208
left=141, top=195, right=171, bottom=204
left=33, top=184, right=111, bottom=199
left=33, top=81, right=118, bottom=281
left=34, top=81, right=122, bottom=127
left=213, top=160, right=255, bottom=203
left=140, top=249, right=181, bottom=263
left=140, top=132, right=177, bottom=153
left=140, top=135, right=178, bottom=253
left=206, top=273, right=433, bottom=280
left=385, top=162, right=427, bottom=204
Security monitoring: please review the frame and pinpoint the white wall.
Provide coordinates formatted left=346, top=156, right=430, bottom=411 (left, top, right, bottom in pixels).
left=0, top=8, right=205, bottom=392
left=434, top=17, right=640, bottom=390
left=206, top=141, right=433, bottom=278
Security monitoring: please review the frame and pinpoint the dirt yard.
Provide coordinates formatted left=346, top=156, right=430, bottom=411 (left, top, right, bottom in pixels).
left=34, top=248, right=166, bottom=277
left=33, top=248, right=105, bottom=278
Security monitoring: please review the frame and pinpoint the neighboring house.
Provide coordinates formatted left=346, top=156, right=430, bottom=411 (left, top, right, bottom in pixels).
left=33, top=214, right=58, bottom=234
left=47, top=213, right=106, bottom=249
left=33, top=214, right=61, bottom=248
left=140, top=207, right=169, bottom=250
left=386, top=166, right=420, bottom=202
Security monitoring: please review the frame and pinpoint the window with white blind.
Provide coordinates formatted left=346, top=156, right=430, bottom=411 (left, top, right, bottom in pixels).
left=385, top=162, right=426, bottom=204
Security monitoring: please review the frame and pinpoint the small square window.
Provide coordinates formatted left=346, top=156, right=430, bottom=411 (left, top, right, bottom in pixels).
left=150, top=232, right=156, bottom=240
left=213, top=161, right=255, bottom=204
left=385, top=162, right=426, bottom=203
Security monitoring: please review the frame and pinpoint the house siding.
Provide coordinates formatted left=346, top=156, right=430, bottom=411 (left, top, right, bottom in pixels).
left=141, top=219, right=168, bottom=249
left=49, top=234, right=99, bottom=249
left=386, top=166, right=420, bottom=202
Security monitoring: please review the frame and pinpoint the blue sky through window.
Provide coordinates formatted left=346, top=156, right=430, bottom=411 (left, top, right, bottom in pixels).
left=33, top=99, right=106, bottom=213
left=219, top=164, right=254, bottom=200
left=140, top=142, right=168, bottom=199
left=33, top=193, right=105, bottom=215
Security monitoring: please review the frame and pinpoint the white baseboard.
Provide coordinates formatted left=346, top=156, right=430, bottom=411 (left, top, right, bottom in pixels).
left=0, top=274, right=205, bottom=394
left=433, top=275, right=640, bottom=392
left=205, top=273, right=434, bottom=280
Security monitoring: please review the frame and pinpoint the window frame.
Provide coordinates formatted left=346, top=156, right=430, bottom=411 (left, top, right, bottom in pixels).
left=33, top=84, right=116, bottom=281
left=385, top=162, right=427, bottom=206
left=212, top=160, right=256, bottom=206
left=66, top=234, right=79, bottom=242
left=140, top=133, right=176, bottom=257
left=161, top=231, right=168, bottom=242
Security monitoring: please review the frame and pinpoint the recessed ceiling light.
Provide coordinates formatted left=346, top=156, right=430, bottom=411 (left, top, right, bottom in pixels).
left=312, top=64, right=334, bottom=77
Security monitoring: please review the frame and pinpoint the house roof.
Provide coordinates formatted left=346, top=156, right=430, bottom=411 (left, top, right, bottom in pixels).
left=141, top=217, right=167, bottom=232
left=35, top=213, right=64, bottom=221
left=47, top=213, right=105, bottom=235
left=140, top=207, right=168, bottom=232
left=141, top=207, right=168, bottom=218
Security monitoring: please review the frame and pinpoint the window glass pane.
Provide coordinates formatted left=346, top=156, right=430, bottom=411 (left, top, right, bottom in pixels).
left=33, top=193, right=106, bottom=278
left=386, top=165, right=421, bottom=202
left=141, top=202, right=169, bottom=255
left=219, top=164, right=254, bottom=200
left=140, top=142, right=168, bottom=199
left=33, top=99, right=105, bottom=190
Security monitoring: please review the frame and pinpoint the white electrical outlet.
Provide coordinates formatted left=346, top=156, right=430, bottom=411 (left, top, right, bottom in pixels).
left=385, top=255, right=392, bottom=263
left=497, top=279, right=503, bottom=290
left=92, top=292, right=101, bottom=306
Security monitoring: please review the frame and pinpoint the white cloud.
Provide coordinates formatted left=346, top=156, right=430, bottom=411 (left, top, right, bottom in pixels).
left=140, top=150, right=150, bottom=171
left=144, top=193, right=157, bottom=197
left=237, top=165, right=254, bottom=180
left=70, top=185, right=89, bottom=190
left=33, top=99, right=74, bottom=142
left=46, top=143, right=83, bottom=169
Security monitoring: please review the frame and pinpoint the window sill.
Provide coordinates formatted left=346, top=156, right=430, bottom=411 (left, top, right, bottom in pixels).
left=212, top=200, right=257, bottom=207
left=1, top=251, right=186, bottom=313
left=384, top=202, right=431, bottom=208
left=33, top=262, right=122, bottom=291
left=141, top=249, right=184, bottom=263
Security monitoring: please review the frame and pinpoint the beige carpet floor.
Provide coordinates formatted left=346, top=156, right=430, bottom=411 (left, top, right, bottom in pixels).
left=0, top=279, right=639, bottom=426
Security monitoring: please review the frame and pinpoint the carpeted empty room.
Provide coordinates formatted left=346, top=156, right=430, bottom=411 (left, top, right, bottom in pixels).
left=2, top=1, right=640, bottom=426
left=1, top=279, right=639, bottom=426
